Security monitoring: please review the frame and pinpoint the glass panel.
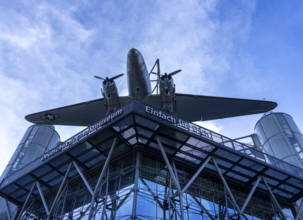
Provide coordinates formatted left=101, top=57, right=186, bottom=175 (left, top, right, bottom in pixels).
left=260, top=114, right=282, bottom=138
left=159, top=127, right=188, bottom=142
left=112, top=116, right=134, bottom=132
left=122, top=127, right=136, bottom=139
left=255, top=123, right=266, bottom=144
left=136, top=127, right=153, bottom=139
left=135, top=115, right=159, bottom=130
left=284, top=114, right=301, bottom=133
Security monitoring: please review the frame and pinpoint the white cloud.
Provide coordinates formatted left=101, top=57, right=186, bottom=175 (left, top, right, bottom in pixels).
left=0, top=27, right=49, bottom=49
left=194, top=121, right=223, bottom=134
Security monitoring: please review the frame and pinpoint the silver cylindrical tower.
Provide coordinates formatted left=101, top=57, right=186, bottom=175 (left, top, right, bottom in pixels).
left=0, top=125, right=60, bottom=180
left=255, top=112, right=303, bottom=168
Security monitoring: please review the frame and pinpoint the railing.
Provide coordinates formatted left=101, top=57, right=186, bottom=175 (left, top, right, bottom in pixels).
left=193, top=122, right=303, bottom=178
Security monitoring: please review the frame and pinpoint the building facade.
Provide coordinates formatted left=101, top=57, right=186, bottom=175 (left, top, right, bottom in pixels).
left=0, top=102, right=303, bottom=219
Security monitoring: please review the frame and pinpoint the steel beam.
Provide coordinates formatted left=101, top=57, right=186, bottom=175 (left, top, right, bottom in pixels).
left=295, top=199, right=303, bottom=220
left=16, top=183, right=35, bottom=220
left=132, top=151, right=140, bottom=219
left=101, top=168, right=109, bottom=220
left=212, top=157, right=241, bottom=217
left=261, top=176, right=287, bottom=220
left=156, top=136, right=184, bottom=219
left=181, top=156, right=211, bottom=194
left=172, top=160, right=184, bottom=219
left=47, top=163, right=72, bottom=219
left=88, top=137, right=117, bottom=219
left=224, top=187, right=228, bottom=218
left=192, top=196, right=216, bottom=220
left=5, top=199, right=12, bottom=220
left=156, top=136, right=181, bottom=193
left=240, top=175, right=261, bottom=214
left=140, top=178, right=163, bottom=209
left=73, top=161, right=94, bottom=196
left=36, top=181, right=49, bottom=215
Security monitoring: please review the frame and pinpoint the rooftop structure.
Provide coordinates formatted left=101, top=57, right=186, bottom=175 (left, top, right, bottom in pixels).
left=255, top=112, right=303, bottom=168
left=1, top=101, right=302, bottom=219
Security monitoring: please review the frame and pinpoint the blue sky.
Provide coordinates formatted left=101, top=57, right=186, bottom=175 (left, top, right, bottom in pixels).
left=1, top=0, right=303, bottom=175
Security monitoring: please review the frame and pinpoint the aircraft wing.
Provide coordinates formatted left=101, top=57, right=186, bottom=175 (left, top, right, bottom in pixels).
left=142, top=93, right=277, bottom=122
left=26, top=94, right=277, bottom=126
left=173, top=93, right=277, bottom=121
left=25, top=97, right=133, bottom=126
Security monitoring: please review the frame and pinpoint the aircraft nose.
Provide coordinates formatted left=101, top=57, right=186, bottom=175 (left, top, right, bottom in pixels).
left=127, top=48, right=144, bottom=65
left=129, top=48, right=139, bottom=55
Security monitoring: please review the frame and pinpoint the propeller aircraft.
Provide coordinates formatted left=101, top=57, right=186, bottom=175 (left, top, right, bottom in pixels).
left=25, top=48, right=277, bottom=126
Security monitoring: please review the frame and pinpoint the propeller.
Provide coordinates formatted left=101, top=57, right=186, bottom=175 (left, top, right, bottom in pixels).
left=161, top=69, right=182, bottom=80
left=94, top=73, right=124, bottom=83
left=167, top=69, right=182, bottom=77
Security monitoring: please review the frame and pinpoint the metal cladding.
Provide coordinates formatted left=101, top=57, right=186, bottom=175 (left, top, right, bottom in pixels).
left=255, top=112, right=303, bottom=168
left=0, top=125, right=60, bottom=181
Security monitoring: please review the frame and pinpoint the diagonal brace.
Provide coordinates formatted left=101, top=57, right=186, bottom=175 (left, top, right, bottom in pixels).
left=36, top=181, right=50, bottom=215
left=295, top=198, right=303, bottom=220
left=156, top=136, right=184, bottom=220
left=88, top=137, right=117, bottom=219
left=261, top=176, right=287, bottom=220
left=212, top=157, right=241, bottom=216
left=17, top=183, right=36, bottom=220
left=5, top=199, right=12, bottom=220
left=47, top=163, right=72, bottom=219
left=240, top=176, right=261, bottom=214
left=156, top=136, right=181, bottom=193
left=73, top=161, right=94, bottom=196
left=181, top=156, right=211, bottom=194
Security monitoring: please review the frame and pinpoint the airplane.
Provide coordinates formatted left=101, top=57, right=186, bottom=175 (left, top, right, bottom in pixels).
left=25, top=48, right=277, bottom=126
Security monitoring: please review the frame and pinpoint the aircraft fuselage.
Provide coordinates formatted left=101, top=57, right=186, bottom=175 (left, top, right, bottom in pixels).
left=127, top=48, right=152, bottom=100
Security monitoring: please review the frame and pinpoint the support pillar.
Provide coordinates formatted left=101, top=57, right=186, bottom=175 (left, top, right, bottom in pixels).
left=131, top=150, right=140, bottom=220
left=172, top=160, right=184, bottom=219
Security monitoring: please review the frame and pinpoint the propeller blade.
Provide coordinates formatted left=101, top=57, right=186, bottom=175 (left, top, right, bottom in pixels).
left=94, top=76, right=105, bottom=80
left=110, top=73, right=124, bottom=81
left=168, top=69, right=182, bottom=77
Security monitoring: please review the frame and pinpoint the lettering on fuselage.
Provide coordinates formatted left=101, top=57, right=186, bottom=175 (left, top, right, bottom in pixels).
left=145, top=106, right=212, bottom=140
left=41, top=109, right=123, bottom=161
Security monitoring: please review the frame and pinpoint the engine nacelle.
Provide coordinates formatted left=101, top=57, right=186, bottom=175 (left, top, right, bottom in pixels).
left=102, top=79, right=120, bottom=113
left=95, top=74, right=123, bottom=114
left=159, top=73, right=176, bottom=113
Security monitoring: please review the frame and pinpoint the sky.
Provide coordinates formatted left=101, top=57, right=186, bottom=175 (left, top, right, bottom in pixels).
left=0, top=0, right=303, bottom=175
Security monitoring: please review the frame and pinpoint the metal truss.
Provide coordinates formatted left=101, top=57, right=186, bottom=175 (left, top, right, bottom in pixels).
left=2, top=135, right=303, bottom=219
left=0, top=199, right=13, bottom=220
left=12, top=138, right=117, bottom=220
left=155, top=136, right=302, bottom=220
